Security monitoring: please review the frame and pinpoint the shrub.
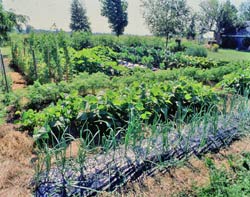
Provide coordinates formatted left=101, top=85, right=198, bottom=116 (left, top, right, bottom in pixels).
left=168, top=42, right=185, bottom=53
left=211, top=44, right=219, bottom=52
left=71, top=31, right=92, bottom=50
left=185, top=45, right=208, bottom=57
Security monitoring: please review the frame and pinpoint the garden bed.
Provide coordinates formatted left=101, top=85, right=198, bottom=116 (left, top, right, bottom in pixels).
left=34, top=106, right=250, bottom=196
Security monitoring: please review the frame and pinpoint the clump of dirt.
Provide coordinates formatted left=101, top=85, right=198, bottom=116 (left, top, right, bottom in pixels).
left=110, top=137, right=250, bottom=197
left=4, top=58, right=27, bottom=91
left=9, top=71, right=27, bottom=91
left=0, top=124, right=34, bottom=196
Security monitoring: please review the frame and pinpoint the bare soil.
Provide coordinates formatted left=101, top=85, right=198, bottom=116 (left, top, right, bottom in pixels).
left=112, top=138, right=250, bottom=197
left=4, top=59, right=26, bottom=91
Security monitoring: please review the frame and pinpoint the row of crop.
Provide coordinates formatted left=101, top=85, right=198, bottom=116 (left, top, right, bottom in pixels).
left=20, top=78, right=219, bottom=142
left=10, top=32, right=228, bottom=84
left=13, top=61, right=250, bottom=113
left=11, top=33, right=75, bottom=84
left=117, top=45, right=227, bottom=69
left=11, top=32, right=131, bottom=84
left=73, top=46, right=129, bottom=75
left=68, top=32, right=166, bottom=50
left=218, top=67, right=250, bottom=95
left=74, top=45, right=226, bottom=71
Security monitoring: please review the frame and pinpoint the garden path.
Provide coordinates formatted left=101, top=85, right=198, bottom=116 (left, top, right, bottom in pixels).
left=0, top=58, right=33, bottom=196
left=4, top=58, right=26, bottom=91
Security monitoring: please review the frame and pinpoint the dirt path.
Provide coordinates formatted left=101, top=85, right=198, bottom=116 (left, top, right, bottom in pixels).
left=4, top=59, right=26, bottom=91
left=0, top=58, right=32, bottom=196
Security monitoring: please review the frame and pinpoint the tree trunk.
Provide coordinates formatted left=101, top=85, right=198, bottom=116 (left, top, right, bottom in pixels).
left=214, top=31, right=222, bottom=45
left=165, top=34, right=169, bottom=49
left=164, top=34, right=169, bottom=67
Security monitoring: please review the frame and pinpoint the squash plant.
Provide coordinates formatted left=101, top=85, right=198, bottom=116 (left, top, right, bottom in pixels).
left=20, top=77, right=219, bottom=143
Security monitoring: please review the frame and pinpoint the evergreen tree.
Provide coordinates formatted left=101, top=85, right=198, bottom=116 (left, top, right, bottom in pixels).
left=70, top=0, right=91, bottom=32
left=100, top=0, right=128, bottom=36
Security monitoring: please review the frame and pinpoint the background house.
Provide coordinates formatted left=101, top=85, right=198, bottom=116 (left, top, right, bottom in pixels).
left=222, top=21, right=250, bottom=50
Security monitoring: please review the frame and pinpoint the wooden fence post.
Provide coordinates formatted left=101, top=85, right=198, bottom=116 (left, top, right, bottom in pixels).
left=0, top=50, right=9, bottom=93
left=31, top=48, right=38, bottom=80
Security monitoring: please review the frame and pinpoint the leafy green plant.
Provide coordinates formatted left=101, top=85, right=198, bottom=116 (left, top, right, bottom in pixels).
left=195, top=153, right=250, bottom=197
left=185, top=45, right=208, bottom=57
left=218, top=68, right=250, bottom=96
left=20, top=77, right=219, bottom=143
left=73, top=46, right=128, bottom=75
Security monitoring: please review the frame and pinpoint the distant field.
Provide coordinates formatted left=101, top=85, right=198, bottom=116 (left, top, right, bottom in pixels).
left=208, top=49, right=250, bottom=62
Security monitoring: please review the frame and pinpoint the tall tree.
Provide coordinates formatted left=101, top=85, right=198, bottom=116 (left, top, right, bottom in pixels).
left=70, top=0, right=91, bottom=32
left=0, top=4, right=12, bottom=43
left=239, top=0, right=250, bottom=21
left=141, top=0, right=190, bottom=48
left=186, top=13, right=197, bottom=40
left=0, top=4, right=28, bottom=44
left=100, top=0, right=128, bottom=36
left=199, top=0, right=239, bottom=44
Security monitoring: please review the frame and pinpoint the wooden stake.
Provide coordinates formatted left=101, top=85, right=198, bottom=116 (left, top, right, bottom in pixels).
left=0, top=50, right=9, bottom=93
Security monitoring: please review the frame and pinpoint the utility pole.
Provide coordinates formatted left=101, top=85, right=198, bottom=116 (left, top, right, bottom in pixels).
left=0, top=50, right=9, bottom=93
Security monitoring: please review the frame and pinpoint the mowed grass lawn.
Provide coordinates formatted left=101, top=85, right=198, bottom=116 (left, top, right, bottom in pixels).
left=208, top=49, right=250, bottom=62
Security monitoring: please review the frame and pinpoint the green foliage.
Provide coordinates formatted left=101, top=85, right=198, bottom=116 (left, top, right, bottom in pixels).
left=168, top=42, right=186, bottom=53
left=118, top=46, right=165, bottom=68
left=0, top=4, right=13, bottom=43
left=199, top=0, right=239, bottom=43
left=10, top=32, right=76, bottom=84
left=186, top=14, right=197, bottom=40
left=14, top=61, right=249, bottom=117
left=100, top=0, right=128, bottom=36
left=211, top=44, right=219, bottom=52
left=195, top=153, right=250, bottom=197
left=185, top=45, right=208, bottom=57
left=239, top=0, right=250, bottom=21
left=20, top=77, right=219, bottom=142
left=70, top=0, right=91, bottom=32
left=25, top=72, right=111, bottom=110
left=218, top=68, right=250, bottom=96
left=0, top=4, right=27, bottom=44
left=141, top=0, right=190, bottom=47
left=165, top=53, right=225, bottom=69
left=73, top=46, right=128, bottom=75
left=71, top=31, right=92, bottom=50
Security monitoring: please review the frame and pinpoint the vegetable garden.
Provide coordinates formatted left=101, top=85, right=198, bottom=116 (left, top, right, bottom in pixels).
left=1, top=32, right=250, bottom=196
